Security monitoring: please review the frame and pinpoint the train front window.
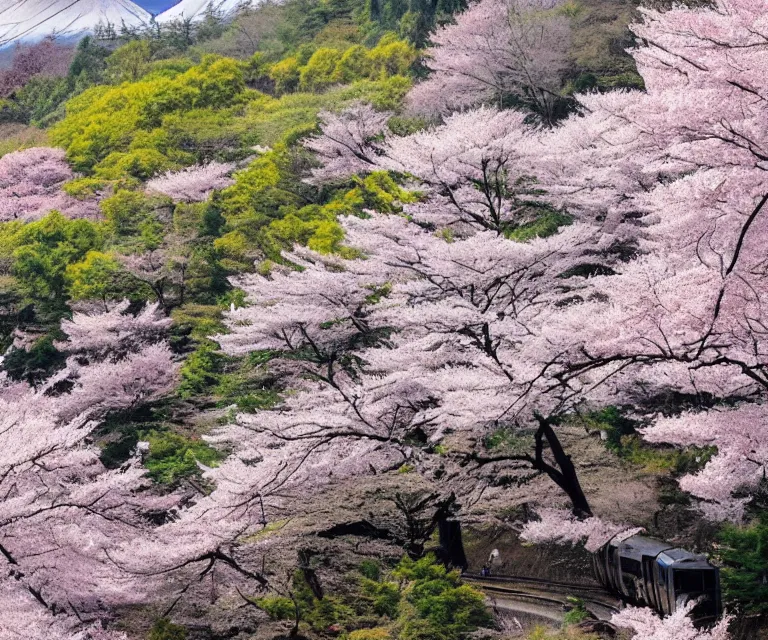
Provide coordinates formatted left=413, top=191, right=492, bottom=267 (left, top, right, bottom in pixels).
left=674, top=570, right=706, bottom=595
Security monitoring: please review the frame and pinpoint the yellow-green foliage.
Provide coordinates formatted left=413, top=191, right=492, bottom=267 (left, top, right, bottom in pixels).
left=255, top=595, right=296, bottom=621
left=245, top=555, right=491, bottom=640
left=105, top=40, right=152, bottom=84
left=65, top=250, right=122, bottom=304
left=349, top=628, right=392, bottom=640
left=62, top=176, right=108, bottom=199
left=334, top=45, right=372, bottom=83
left=171, top=304, right=226, bottom=341
left=0, top=211, right=105, bottom=307
left=219, top=160, right=418, bottom=259
left=300, top=47, right=343, bottom=91
left=240, top=75, right=410, bottom=149
left=390, top=555, right=491, bottom=640
left=269, top=34, right=416, bottom=95
left=269, top=56, right=301, bottom=94
left=51, top=41, right=411, bottom=191
left=100, top=190, right=154, bottom=237
left=51, top=56, right=250, bottom=174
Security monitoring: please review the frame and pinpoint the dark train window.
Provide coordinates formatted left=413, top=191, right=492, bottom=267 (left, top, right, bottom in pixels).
left=674, top=570, right=705, bottom=594
left=703, top=570, right=716, bottom=590
left=621, top=557, right=642, bottom=576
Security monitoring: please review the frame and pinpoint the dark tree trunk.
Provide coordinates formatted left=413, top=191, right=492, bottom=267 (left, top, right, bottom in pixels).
left=438, top=519, right=468, bottom=571
left=533, top=415, right=593, bottom=518
left=298, top=549, right=323, bottom=600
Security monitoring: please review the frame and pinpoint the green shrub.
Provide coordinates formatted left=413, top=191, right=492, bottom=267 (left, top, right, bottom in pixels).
left=140, top=430, right=221, bottom=484
left=359, top=560, right=381, bottom=581
left=100, top=190, right=154, bottom=237
left=270, top=56, right=302, bottom=94
left=393, top=555, right=492, bottom=640
left=3, top=334, right=66, bottom=384
left=361, top=579, right=400, bottom=618
left=171, top=304, right=226, bottom=342
left=177, top=342, right=224, bottom=399
left=333, top=45, right=372, bottom=83
left=65, top=250, right=123, bottom=305
left=8, top=211, right=103, bottom=308
left=718, top=515, right=768, bottom=614
left=148, top=618, right=187, bottom=640
left=349, top=628, right=392, bottom=640
left=255, top=595, right=297, bottom=620
left=300, top=48, right=343, bottom=91
left=106, top=40, right=152, bottom=84
left=505, top=210, right=572, bottom=242
left=562, top=597, right=589, bottom=626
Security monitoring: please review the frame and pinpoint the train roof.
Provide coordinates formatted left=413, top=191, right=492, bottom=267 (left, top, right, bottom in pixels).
left=614, top=534, right=672, bottom=561
left=657, top=548, right=715, bottom=570
left=609, top=534, right=716, bottom=569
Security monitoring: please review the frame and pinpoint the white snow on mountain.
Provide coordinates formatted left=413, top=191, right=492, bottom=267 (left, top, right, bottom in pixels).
left=0, top=0, right=150, bottom=47
left=155, top=0, right=252, bottom=23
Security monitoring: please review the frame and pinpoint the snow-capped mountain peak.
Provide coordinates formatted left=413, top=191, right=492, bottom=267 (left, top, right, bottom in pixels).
left=155, top=0, right=252, bottom=23
left=0, top=0, right=151, bottom=47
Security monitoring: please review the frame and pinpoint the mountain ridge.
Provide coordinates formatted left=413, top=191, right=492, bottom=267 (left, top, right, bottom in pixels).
left=154, top=0, right=252, bottom=23
left=0, top=0, right=150, bottom=46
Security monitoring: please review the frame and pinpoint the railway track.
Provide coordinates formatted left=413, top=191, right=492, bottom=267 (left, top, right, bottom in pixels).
left=464, top=572, right=608, bottom=593
left=464, top=573, right=622, bottom=622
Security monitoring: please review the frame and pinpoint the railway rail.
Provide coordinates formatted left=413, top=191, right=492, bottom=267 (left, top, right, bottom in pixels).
left=464, top=573, right=623, bottom=622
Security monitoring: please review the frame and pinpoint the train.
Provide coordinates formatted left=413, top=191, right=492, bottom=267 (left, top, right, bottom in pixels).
left=594, top=532, right=721, bottom=620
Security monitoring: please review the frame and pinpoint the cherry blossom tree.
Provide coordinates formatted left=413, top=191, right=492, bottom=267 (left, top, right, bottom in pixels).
left=215, top=0, right=768, bottom=533
left=118, top=244, right=190, bottom=311
left=56, top=300, right=173, bottom=358
left=146, top=162, right=235, bottom=202
left=612, top=601, right=731, bottom=640
left=206, top=208, right=600, bottom=521
left=527, top=0, right=768, bottom=522
left=0, top=147, right=99, bottom=222
left=93, top=2, right=768, bottom=624
left=520, top=508, right=642, bottom=553
left=303, top=103, right=392, bottom=184
left=306, top=104, right=560, bottom=235
left=0, top=38, right=73, bottom=99
left=406, top=0, right=571, bottom=123
left=0, top=301, right=178, bottom=637
left=381, top=107, right=542, bottom=234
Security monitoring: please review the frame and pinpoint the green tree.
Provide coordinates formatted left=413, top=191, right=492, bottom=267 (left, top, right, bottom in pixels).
left=3, top=334, right=66, bottom=385
left=68, top=35, right=110, bottom=86
left=300, top=48, right=343, bottom=91
left=270, top=56, right=302, bottom=94
left=106, top=40, right=152, bottom=84
left=65, top=250, right=123, bottom=308
left=11, top=212, right=103, bottom=308
left=100, top=190, right=154, bottom=237
left=718, top=515, right=768, bottom=614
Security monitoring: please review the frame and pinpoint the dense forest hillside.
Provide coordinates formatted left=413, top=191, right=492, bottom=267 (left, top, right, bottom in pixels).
left=0, top=0, right=765, bottom=639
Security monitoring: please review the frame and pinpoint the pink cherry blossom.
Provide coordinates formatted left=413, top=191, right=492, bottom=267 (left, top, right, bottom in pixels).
left=146, top=162, right=235, bottom=202
left=612, top=601, right=732, bottom=640
left=0, top=147, right=99, bottom=222
left=406, top=0, right=570, bottom=123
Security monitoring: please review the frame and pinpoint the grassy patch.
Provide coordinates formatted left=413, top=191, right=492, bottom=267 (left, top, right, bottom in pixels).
left=140, top=429, right=222, bottom=485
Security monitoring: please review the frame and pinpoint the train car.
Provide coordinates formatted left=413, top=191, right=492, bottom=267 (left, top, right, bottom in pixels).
left=594, top=533, right=721, bottom=620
